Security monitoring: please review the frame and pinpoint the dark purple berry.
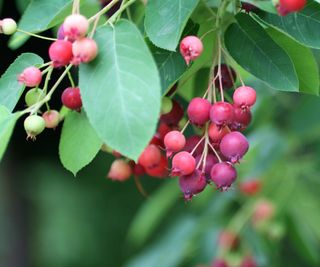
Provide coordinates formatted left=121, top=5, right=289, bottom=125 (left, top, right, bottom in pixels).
left=210, top=102, right=234, bottom=127
left=210, top=162, right=237, bottom=191
left=231, top=106, right=252, bottom=131
left=179, top=170, right=207, bottom=200
left=219, top=132, right=249, bottom=163
left=196, top=154, right=218, bottom=181
left=214, top=64, right=237, bottom=90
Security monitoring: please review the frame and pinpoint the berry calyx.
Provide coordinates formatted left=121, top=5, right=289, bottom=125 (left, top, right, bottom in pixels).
left=187, top=97, right=211, bottom=126
left=49, top=40, right=73, bottom=67
left=233, top=86, right=256, bottom=109
left=24, top=115, right=46, bottom=140
left=107, top=159, right=132, bottom=181
left=214, top=64, right=237, bottom=90
left=61, top=87, right=82, bottom=110
left=72, top=37, right=98, bottom=64
left=279, top=0, right=306, bottom=12
left=138, top=144, right=161, bottom=168
left=179, top=170, right=207, bottom=201
left=180, top=35, right=203, bottom=65
left=239, top=179, right=262, bottom=196
left=25, top=88, right=45, bottom=107
left=210, top=162, right=237, bottom=191
left=145, top=155, right=169, bottom=178
left=212, top=259, right=229, bottom=267
left=164, top=130, right=186, bottom=157
left=219, top=131, right=249, bottom=163
left=210, top=101, right=234, bottom=126
left=0, top=18, right=17, bottom=35
left=42, top=110, right=60, bottom=128
left=63, top=14, right=89, bottom=40
left=18, top=66, right=42, bottom=87
left=172, top=151, right=196, bottom=176
left=160, top=99, right=184, bottom=126
left=161, top=97, right=173, bottom=115
left=208, top=123, right=228, bottom=145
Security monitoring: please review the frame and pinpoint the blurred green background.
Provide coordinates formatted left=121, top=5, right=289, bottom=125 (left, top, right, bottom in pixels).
left=1, top=1, right=320, bottom=267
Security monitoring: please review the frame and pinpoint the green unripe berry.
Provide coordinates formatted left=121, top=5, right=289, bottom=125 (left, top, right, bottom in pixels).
left=24, top=115, right=45, bottom=140
left=161, top=97, right=173, bottom=114
left=25, top=88, right=45, bottom=107
left=1, top=18, right=17, bottom=35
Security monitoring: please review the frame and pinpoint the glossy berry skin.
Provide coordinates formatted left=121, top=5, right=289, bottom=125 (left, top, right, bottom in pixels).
left=63, top=14, right=89, bottom=40
left=49, top=40, right=73, bottom=67
left=196, top=154, right=218, bottom=181
left=172, top=151, right=196, bottom=176
left=232, top=106, right=252, bottom=131
left=279, top=0, right=306, bottom=12
left=240, top=256, right=258, bottom=267
left=160, top=99, right=184, bottom=126
left=208, top=123, right=228, bottom=145
left=1, top=18, right=17, bottom=35
left=180, top=36, right=203, bottom=65
left=212, top=259, right=229, bottom=267
left=25, top=88, right=45, bottom=107
left=210, top=162, right=237, bottom=191
left=61, top=87, right=82, bottom=110
left=239, top=180, right=262, bottom=196
left=214, top=64, right=237, bottom=90
left=24, top=115, right=46, bottom=140
left=164, top=130, right=186, bottom=157
left=138, top=144, right=161, bottom=169
left=107, top=159, right=132, bottom=181
left=72, top=38, right=98, bottom=64
left=42, top=110, right=60, bottom=128
left=146, top=155, right=169, bottom=178
left=220, top=131, right=249, bottom=163
left=179, top=170, right=207, bottom=201
left=233, top=86, right=256, bottom=108
left=18, top=67, right=42, bottom=87
left=210, top=102, right=234, bottom=126
left=218, top=230, right=239, bottom=250
left=184, top=135, right=205, bottom=156
left=187, top=97, right=211, bottom=126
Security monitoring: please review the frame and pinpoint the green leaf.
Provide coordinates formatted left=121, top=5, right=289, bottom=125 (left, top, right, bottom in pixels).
left=242, top=0, right=277, bottom=13
left=59, top=111, right=103, bottom=176
left=0, top=106, right=19, bottom=162
left=144, top=0, right=199, bottom=51
left=79, top=20, right=161, bottom=161
left=0, top=53, right=44, bottom=112
left=9, top=0, right=73, bottom=49
left=267, top=28, right=319, bottom=95
left=225, top=13, right=298, bottom=91
left=257, top=1, right=320, bottom=49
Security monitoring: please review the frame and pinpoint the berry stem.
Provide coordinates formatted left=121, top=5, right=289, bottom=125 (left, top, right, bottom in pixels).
left=207, top=141, right=222, bottom=163
left=217, top=37, right=225, bottom=102
left=88, top=0, right=120, bottom=22
left=107, top=0, right=137, bottom=24
left=190, top=135, right=205, bottom=155
left=180, top=120, right=190, bottom=134
left=89, top=14, right=101, bottom=38
left=66, top=67, right=75, bottom=88
left=72, top=0, right=80, bottom=14
left=16, top=29, right=57, bottom=41
left=134, top=175, right=148, bottom=198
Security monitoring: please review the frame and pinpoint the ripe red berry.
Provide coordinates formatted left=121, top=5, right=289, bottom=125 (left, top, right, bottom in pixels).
left=239, top=179, right=262, bottom=196
left=164, top=130, right=186, bottom=157
left=107, top=159, right=132, bottom=181
left=187, top=97, right=211, bottom=126
left=145, top=155, right=169, bottom=178
left=219, top=131, right=249, bottom=163
left=184, top=135, right=205, bottom=156
left=210, top=162, right=237, bottom=191
left=18, top=66, right=42, bottom=87
left=42, top=110, right=60, bottom=128
left=61, top=87, right=82, bottom=110
left=233, top=86, right=256, bottom=108
left=130, top=161, right=146, bottom=176
left=195, top=154, right=218, bottom=180
left=214, top=64, right=237, bottom=90
left=241, top=2, right=257, bottom=12
left=49, top=40, right=73, bottom=67
left=277, top=5, right=290, bottom=16
left=279, top=0, right=306, bottom=12
left=218, top=230, right=239, bottom=250
left=180, top=35, right=203, bottom=65
left=240, top=256, right=258, bottom=267
left=179, top=170, right=207, bottom=201
left=72, top=37, right=98, bottom=64
left=24, top=114, right=46, bottom=140
left=63, top=14, right=89, bottom=40
left=212, top=259, right=229, bottom=267
left=160, top=99, right=184, bottom=126
left=172, top=151, right=196, bottom=176
left=232, top=106, right=252, bottom=131
left=210, top=102, right=234, bottom=126
left=138, top=144, right=161, bottom=168
left=208, top=123, right=228, bottom=145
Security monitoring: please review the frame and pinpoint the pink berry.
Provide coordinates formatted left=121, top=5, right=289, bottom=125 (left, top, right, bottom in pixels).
left=63, top=14, right=89, bottom=40
left=172, top=151, right=196, bottom=176
left=212, top=259, right=229, bottom=267
left=160, top=99, right=184, bottom=126
left=145, top=155, right=169, bottom=178
left=210, top=102, right=234, bottom=126
left=279, top=0, right=306, bottom=12
left=107, top=159, right=132, bottom=181
left=184, top=135, right=205, bottom=156
left=72, top=37, right=98, bottom=64
left=61, top=87, right=82, bottom=110
left=210, top=162, right=237, bottom=191
left=187, top=97, right=211, bottom=126
left=239, top=179, right=262, bottom=196
left=195, top=153, right=218, bottom=180
left=164, top=130, right=186, bottom=157
left=208, top=123, right=229, bottom=145
left=219, top=131, right=249, bottom=163
left=218, top=230, right=239, bottom=250
left=180, top=35, right=203, bottom=65
left=42, top=110, right=60, bottom=128
left=49, top=40, right=73, bottom=67
left=240, top=256, right=258, bottom=267
left=232, top=106, right=252, bottom=131
left=138, top=144, right=161, bottom=168
left=214, top=64, right=237, bottom=90
left=233, top=86, right=256, bottom=108
left=252, top=200, right=275, bottom=224
left=179, top=170, right=207, bottom=201
left=18, top=66, right=42, bottom=87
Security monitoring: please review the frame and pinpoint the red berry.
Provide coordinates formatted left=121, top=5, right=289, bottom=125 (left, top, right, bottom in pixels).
left=187, top=97, right=211, bottom=126
left=61, top=87, right=82, bottom=110
left=63, top=14, right=89, bottom=40
left=131, top=162, right=146, bottom=176
left=218, top=230, right=239, bottom=250
left=107, top=159, right=132, bottom=181
left=210, top=102, right=234, bottom=126
left=18, top=66, right=42, bottom=87
left=195, top=154, right=218, bottom=180
left=232, top=106, right=252, bottom=131
left=172, top=151, right=196, bottom=176
left=240, top=256, right=258, bottom=267
left=210, top=162, right=237, bottom=191
left=157, top=122, right=173, bottom=141
left=164, top=130, right=186, bottom=157
left=233, top=86, right=256, bottom=108
left=239, top=179, right=262, bottom=196
left=214, top=64, right=237, bottom=90
left=184, top=135, right=205, bottom=156
left=160, top=99, right=184, bottom=126
left=138, top=144, right=161, bottom=168
left=179, top=170, right=207, bottom=201
left=49, top=40, right=73, bottom=67
left=277, top=4, right=291, bottom=15
left=279, top=0, right=306, bottom=12
left=252, top=200, right=275, bottom=224
left=180, top=35, right=203, bottom=65
left=72, top=37, right=98, bottom=64
left=241, top=2, right=257, bottom=12
left=208, top=123, right=228, bottom=145
left=145, top=155, right=169, bottom=178
left=42, top=110, right=60, bottom=128
left=212, top=259, right=229, bottom=267
left=219, top=132, right=249, bottom=163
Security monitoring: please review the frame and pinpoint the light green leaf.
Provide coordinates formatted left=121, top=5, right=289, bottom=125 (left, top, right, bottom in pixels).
left=79, top=20, right=161, bottom=161
left=144, top=0, right=199, bottom=51
left=225, top=13, right=298, bottom=91
left=0, top=53, right=44, bottom=111
left=59, top=111, right=103, bottom=176
left=242, top=0, right=277, bottom=13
